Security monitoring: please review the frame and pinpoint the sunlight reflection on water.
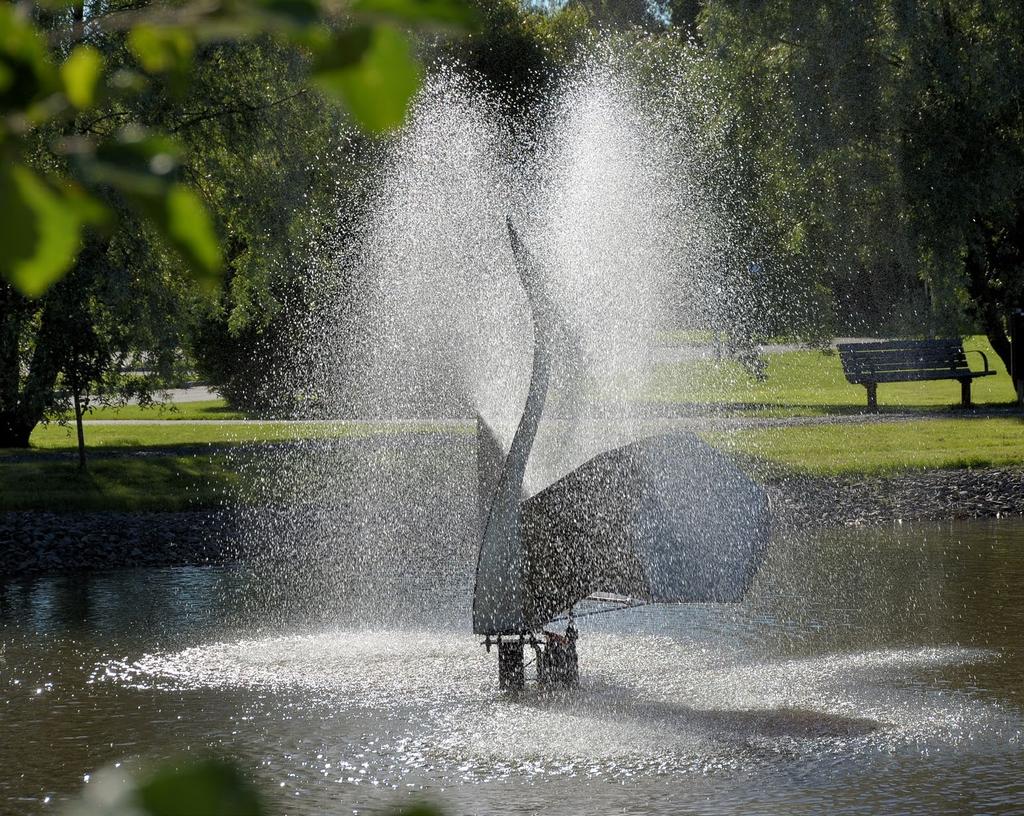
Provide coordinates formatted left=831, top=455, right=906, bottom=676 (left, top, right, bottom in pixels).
left=4, top=519, right=1024, bottom=815
left=98, top=625, right=1013, bottom=782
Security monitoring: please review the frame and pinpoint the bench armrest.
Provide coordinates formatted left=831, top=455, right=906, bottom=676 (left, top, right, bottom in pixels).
left=965, top=349, right=992, bottom=373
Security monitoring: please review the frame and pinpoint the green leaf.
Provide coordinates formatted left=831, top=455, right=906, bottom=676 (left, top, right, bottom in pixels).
left=135, top=759, right=265, bottom=816
left=311, top=27, right=373, bottom=71
left=85, top=129, right=182, bottom=197
left=353, top=0, right=479, bottom=29
left=0, top=5, right=59, bottom=113
left=63, top=182, right=111, bottom=226
left=191, top=0, right=321, bottom=40
left=165, top=185, right=221, bottom=279
left=253, top=0, right=321, bottom=26
left=127, top=25, right=194, bottom=75
left=138, top=184, right=222, bottom=289
left=0, top=163, right=84, bottom=297
left=74, top=128, right=221, bottom=286
left=60, top=45, right=103, bottom=109
left=312, top=24, right=422, bottom=132
left=107, top=68, right=149, bottom=94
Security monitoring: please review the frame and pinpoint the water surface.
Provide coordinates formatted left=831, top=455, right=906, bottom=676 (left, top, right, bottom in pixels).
left=2, top=519, right=1022, bottom=815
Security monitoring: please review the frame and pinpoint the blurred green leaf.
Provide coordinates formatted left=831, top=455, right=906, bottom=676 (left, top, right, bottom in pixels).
left=191, top=0, right=323, bottom=41
left=353, top=0, right=479, bottom=29
left=0, top=5, right=58, bottom=114
left=85, top=129, right=182, bottom=196
left=311, top=26, right=373, bottom=70
left=60, top=45, right=104, bottom=109
left=74, top=128, right=221, bottom=285
left=127, top=25, right=194, bottom=75
left=253, top=0, right=321, bottom=26
left=63, top=182, right=111, bottom=226
left=139, top=184, right=223, bottom=289
left=135, top=759, right=265, bottom=816
left=0, top=163, right=85, bottom=297
left=313, top=24, right=421, bottom=132
left=66, top=759, right=266, bottom=816
left=108, top=68, right=149, bottom=94
left=65, top=757, right=451, bottom=816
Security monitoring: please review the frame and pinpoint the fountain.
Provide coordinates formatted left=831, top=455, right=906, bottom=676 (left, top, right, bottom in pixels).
left=243, top=60, right=748, bottom=626
left=473, top=219, right=770, bottom=690
left=5, top=52, right=1022, bottom=816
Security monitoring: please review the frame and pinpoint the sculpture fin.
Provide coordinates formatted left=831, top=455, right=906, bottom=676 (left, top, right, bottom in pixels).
left=519, top=432, right=771, bottom=628
left=472, top=218, right=552, bottom=635
left=476, top=415, right=507, bottom=530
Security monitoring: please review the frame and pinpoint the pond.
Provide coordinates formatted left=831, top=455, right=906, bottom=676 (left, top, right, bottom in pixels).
left=2, top=518, right=1023, bottom=815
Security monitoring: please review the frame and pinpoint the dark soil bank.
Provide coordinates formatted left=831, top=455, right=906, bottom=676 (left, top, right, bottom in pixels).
left=769, top=466, right=1024, bottom=530
left=0, top=510, right=240, bottom=578
left=2, top=466, right=1022, bottom=578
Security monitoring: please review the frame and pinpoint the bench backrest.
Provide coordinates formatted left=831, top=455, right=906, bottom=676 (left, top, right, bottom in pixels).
left=837, top=339, right=970, bottom=381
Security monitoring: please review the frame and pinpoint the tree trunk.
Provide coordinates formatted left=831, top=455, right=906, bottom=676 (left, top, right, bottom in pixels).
left=0, top=288, right=66, bottom=448
left=0, top=285, right=30, bottom=447
left=73, top=389, right=87, bottom=470
left=1010, top=310, right=1024, bottom=405
left=72, top=0, right=84, bottom=42
left=0, top=413, right=34, bottom=448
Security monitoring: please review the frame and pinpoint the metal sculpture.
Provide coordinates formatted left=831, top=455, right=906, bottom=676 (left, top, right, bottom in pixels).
left=473, top=220, right=771, bottom=691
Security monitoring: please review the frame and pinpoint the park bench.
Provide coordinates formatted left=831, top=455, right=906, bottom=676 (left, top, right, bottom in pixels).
left=837, top=339, right=996, bottom=409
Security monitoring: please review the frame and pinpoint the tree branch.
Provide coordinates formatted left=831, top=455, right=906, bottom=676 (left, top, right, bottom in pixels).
left=168, top=89, right=310, bottom=134
left=80, top=109, right=135, bottom=135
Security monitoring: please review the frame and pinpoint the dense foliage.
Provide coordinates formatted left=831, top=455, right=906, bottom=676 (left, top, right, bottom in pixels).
left=691, top=0, right=1024, bottom=371
left=3, top=0, right=1022, bottom=449
left=0, top=0, right=475, bottom=447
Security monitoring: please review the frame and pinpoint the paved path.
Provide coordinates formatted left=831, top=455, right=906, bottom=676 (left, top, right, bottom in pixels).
left=159, top=385, right=219, bottom=402
left=114, top=385, right=219, bottom=404
left=77, top=410, right=997, bottom=432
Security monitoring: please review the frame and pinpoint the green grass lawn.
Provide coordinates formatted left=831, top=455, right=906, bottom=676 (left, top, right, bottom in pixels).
left=705, top=417, right=1024, bottom=476
left=24, top=421, right=342, bottom=451
left=86, top=399, right=245, bottom=420
left=0, top=421, right=470, bottom=511
left=3, top=415, right=1020, bottom=511
left=2, top=333, right=1021, bottom=511
left=7, top=419, right=443, bottom=453
left=649, top=335, right=1016, bottom=413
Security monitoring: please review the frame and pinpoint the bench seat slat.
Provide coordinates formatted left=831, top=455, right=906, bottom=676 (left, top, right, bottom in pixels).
left=840, top=347, right=968, bottom=361
left=843, top=358, right=971, bottom=373
left=844, top=359, right=969, bottom=373
left=846, top=369, right=994, bottom=384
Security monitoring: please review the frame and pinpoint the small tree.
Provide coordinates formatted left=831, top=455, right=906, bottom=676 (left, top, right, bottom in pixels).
left=62, top=314, right=109, bottom=471
left=2, top=221, right=191, bottom=454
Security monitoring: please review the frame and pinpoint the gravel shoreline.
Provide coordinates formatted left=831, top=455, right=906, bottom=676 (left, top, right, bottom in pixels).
left=768, top=466, right=1024, bottom=530
left=2, top=467, right=1022, bottom=579
left=0, top=510, right=240, bottom=578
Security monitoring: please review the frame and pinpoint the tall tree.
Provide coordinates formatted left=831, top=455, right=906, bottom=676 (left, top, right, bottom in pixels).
left=895, top=0, right=1024, bottom=369
left=1, top=220, right=190, bottom=449
left=691, top=0, right=1024, bottom=376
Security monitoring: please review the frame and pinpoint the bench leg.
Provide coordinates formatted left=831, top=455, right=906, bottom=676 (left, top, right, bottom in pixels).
left=865, top=383, right=877, bottom=410
left=960, top=378, right=972, bottom=407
